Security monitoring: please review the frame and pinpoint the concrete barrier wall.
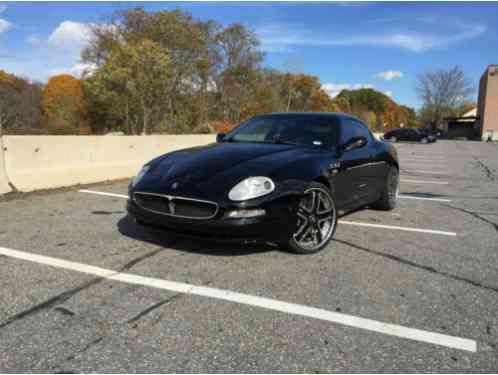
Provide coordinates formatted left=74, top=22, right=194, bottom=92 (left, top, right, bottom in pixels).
left=2, top=135, right=215, bottom=192
left=0, top=137, right=12, bottom=194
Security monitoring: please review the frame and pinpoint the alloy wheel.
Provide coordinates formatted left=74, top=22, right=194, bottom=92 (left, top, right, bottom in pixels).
left=293, top=187, right=336, bottom=252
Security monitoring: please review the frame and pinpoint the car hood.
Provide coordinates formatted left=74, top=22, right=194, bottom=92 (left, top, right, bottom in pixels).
left=135, top=142, right=317, bottom=199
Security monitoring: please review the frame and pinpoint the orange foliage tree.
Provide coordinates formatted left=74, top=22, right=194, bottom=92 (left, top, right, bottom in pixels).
left=42, top=74, right=90, bottom=134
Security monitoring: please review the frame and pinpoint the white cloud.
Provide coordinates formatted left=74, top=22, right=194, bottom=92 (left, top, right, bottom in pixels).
left=26, top=35, right=43, bottom=47
left=69, top=62, right=96, bottom=77
left=385, top=91, right=393, bottom=97
left=49, top=62, right=97, bottom=78
left=375, top=70, right=403, bottom=80
left=257, top=22, right=487, bottom=53
left=322, top=83, right=375, bottom=98
left=0, top=18, right=12, bottom=34
left=48, top=21, right=91, bottom=49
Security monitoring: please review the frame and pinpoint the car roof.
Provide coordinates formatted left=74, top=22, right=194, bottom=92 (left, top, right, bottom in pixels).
left=258, top=112, right=363, bottom=123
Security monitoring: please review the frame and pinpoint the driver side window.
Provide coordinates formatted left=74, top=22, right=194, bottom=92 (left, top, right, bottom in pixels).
left=339, top=118, right=370, bottom=145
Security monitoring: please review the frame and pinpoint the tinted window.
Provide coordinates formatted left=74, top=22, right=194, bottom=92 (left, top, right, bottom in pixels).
left=227, top=115, right=340, bottom=148
left=339, top=118, right=371, bottom=145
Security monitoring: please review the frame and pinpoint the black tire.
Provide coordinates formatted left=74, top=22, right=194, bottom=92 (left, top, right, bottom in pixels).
left=421, top=137, right=428, bottom=144
left=286, top=182, right=338, bottom=254
left=372, top=166, right=399, bottom=211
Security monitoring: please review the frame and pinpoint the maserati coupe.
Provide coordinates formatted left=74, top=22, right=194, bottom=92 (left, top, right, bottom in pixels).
left=127, top=113, right=399, bottom=254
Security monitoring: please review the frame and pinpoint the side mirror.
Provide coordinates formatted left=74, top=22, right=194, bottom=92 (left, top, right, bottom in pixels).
left=341, top=136, right=367, bottom=152
left=216, top=133, right=226, bottom=143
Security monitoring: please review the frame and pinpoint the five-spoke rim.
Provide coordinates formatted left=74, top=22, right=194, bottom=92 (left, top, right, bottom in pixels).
left=293, top=187, right=336, bottom=251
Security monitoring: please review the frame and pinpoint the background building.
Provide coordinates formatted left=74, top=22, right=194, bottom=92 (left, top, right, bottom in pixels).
left=476, top=65, right=498, bottom=141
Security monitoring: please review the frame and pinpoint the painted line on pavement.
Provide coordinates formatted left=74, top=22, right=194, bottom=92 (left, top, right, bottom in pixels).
left=403, top=170, right=450, bottom=175
left=78, top=189, right=128, bottom=199
left=400, top=179, right=448, bottom=185
left=0, top=246, right=476, bottom=352
left=400, top=159, right=446, bottom=162
left=400, top=162, right=447, bottom=166
left=399, top=195, right=452, bottom=203
left=338, top=220, right=457, bottom=236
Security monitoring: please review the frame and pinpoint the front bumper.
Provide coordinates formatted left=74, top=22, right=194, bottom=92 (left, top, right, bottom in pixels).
left=126, top=192, right=300, bottom=243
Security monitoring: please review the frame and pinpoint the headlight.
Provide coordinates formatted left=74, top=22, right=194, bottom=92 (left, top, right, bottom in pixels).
left=132, top=165, right=150, bottom=187
left=228, top=176, right=275, bottom=201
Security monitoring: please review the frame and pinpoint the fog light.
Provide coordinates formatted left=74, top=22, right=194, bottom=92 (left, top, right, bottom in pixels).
left=225, top=209, right=266, bottom=218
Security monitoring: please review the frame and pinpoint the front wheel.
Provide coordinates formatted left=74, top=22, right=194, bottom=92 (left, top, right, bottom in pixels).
left=372, top=166, right=399, bottom=211
left=286, top=182, right=338, bottom=254
left=421, top=137, right=428, bottom=144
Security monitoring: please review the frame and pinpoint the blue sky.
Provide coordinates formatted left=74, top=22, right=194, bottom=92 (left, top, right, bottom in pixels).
left=0, top=1, right=497, bottom=108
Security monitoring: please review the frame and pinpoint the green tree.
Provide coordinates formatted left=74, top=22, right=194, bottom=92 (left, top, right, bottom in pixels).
left=85, top=39, right=171, bottom=135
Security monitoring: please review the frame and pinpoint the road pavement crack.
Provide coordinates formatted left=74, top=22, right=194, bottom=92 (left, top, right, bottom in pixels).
left=0, top=248, right=164, bottom=329
left=443, top=204, right=498, bottom=233
left=118, top=248, right=164, bottom=272
left=0, top=277, right=103, bottom=329
left=63, top=337, right=103, bottom=363
left=334, top=239, right=498, bottom=294
left=127, top=294, right=183, bottom=324
left=473, top=156, right=496, bottom=181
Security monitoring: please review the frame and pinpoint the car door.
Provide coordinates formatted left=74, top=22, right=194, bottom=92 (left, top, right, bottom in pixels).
left=333, top=118, right=373, bottom=209
left=408, top=129, right=419, bottom=141
left=397, top=129, right=408, bottom=141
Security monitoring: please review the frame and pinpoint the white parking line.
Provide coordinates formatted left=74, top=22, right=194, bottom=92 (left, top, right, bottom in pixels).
left=399, top=195, right=452, bottom=203
left=401, top=169, right=450, bottom=174
left=0, top=246, right=476, bottom=352
left=403, top=170, right=449, bottom=175
left=401, top=160, right=447, bottom=163
left=401, top=179, right=448, bottom=185
left=78, top=189, right=128, bottom=199
left=338, top=221, right=457, bottom=236
left=400, top=162, right=447, bottom=166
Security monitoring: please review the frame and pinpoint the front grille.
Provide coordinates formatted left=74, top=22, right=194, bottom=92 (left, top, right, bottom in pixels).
left=134, top=192, right=218, bottom=220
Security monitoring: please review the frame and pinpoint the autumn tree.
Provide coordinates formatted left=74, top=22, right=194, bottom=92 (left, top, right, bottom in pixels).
left=0, top=70, right=43, bottom=134
left=42, top=74, right=89, bottom=134
left=215, top=23, right=264, bottom=123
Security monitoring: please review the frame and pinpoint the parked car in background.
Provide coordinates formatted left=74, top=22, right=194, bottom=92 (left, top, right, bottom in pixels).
left=383, top=128, right=436, bottom=143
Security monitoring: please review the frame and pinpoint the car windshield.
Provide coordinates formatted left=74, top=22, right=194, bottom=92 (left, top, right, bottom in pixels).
left=226, top=115, right=339, bottom=148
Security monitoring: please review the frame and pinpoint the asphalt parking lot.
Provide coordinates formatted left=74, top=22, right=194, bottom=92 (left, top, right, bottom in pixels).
left=1, top=140, right=497, bottom=372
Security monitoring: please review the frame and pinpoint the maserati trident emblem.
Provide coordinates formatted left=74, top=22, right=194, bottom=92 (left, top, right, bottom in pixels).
left=171, top=182, right=179, bottom=190
left=168, top=199, right=176, bottom=215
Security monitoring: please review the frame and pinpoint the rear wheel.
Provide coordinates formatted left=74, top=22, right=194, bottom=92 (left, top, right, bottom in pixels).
left=287, top=182, right=337, bottom=254
left=372, top=166, right=399, bottom=211
left=421, top=137, right=428, bottom=144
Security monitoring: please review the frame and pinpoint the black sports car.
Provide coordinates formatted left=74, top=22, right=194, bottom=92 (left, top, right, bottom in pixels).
left=383, top=128, right=436, bottom=143
left=127, top=113, right=399, bottom=253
